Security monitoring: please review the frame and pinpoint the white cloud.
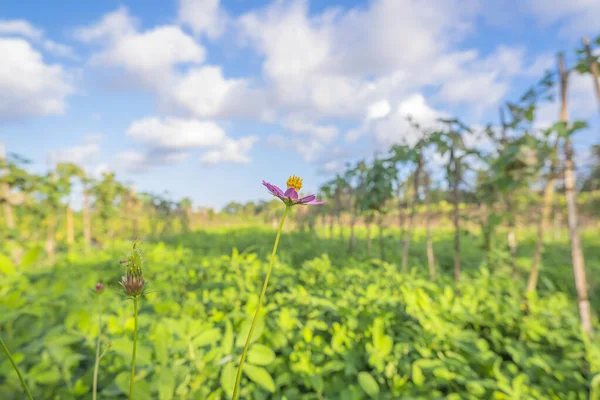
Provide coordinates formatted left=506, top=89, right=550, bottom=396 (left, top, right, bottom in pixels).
left=178, top=0, right=228, bottom=38
left=124, top=116, right=259, bottom=169
left=47, top=143, right=101, bottom=166
left=77, top=7, right=261, bottom=120
left=0, top=38, right=73, bottom=121
left=0, top=19, right=77, bottom=60
left=88, top=25, right=205, bottom=77
left=282, top=116, right=339, bottom=142
left=527, top=0, right=600, bottom=38
left=115, top=149, right=191, bottom=173
left=199, top=136, right=258, bottom=164
left=0, top=19, right=42, bottom=39
left=237, top=0, right=480, bottom=119
left=127, top=117, right=225, bottom=149
left=373, top=93, right=447, bottom=146
left=42, top=39, right=77, bottom=59
left=366, top=100, right=392, bottom=121
left=75, top=6, right=138, bottom=43
left=47, top=134, right=103, bottom=166
left=172, top=66, right=244, bottom=117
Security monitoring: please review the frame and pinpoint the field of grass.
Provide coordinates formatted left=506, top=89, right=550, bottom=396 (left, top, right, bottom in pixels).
left=1, top=225, right=599, bottom=399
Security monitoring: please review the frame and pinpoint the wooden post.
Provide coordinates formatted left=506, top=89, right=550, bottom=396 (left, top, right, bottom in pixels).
left=402, top=155, right=422, bottom=273
left=424, top=173, right=436, bottom=281
left=559, top=52, right=593, bottom=335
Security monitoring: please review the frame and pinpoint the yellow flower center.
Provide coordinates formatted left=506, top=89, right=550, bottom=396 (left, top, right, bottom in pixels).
left=286, top=175, right=303, bottom=191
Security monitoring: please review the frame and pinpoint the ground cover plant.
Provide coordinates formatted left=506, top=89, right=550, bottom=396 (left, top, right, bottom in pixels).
left=0, top=226, right=599, bottom=399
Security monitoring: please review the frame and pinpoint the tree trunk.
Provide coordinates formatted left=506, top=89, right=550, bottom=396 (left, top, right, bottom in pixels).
left=582, top=38, right=600, bottom=115
left=366, top=219, right=372, bottom=256
left=402, top=156, right=422, bottom=273
left=500, top=107, right=518, bottom=277
left=553, top=206, right=560, bottom=241
left=507, top=222, right=517, bottom=277
left=451, top=151, right=461, bottom=281
left=348, top=216, right=356, bottom=255
left=527, top=139, right=559, bottom=294
left=0, top=143, right=15, bottom=230
left=378, top=213, right=385, bottom=261
left=83, top=186, right=91, bottom=254
left=45, top=214, right=56, bottom=264
left=398, top=194, right=406, bottom=248
left=66, top=205, right=74, bottom=245
left=337, top=215, right=344, bottom=242
left=329, top=215, right=334, bottom=239
left=559, top=52, right=593, bottom=335
left=424, top=174, right=436, bottom=281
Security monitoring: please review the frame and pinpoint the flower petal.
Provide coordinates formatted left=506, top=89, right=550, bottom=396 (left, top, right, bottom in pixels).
left=262, top=181, right=284, bottom=197
left=284, top=188, right=298, bottom=200
left=304, top=199, right=325, bottom=205
left=298, top=194, right=316, bottom=203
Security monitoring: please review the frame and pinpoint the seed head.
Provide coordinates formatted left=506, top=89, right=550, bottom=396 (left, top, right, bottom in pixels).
left=119, top=240, right=146, bottom=297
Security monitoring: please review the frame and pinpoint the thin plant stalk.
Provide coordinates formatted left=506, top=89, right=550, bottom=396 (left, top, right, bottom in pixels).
left=129, top=297, right=139, bottom=400
left=93, top=297, right=103, bottom=400
left=0, top=336, right=33, bottom=400
left=232, top=205, right=290, bottom=400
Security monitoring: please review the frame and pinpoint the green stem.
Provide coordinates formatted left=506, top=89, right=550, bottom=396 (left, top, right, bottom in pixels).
left=0, top=336, right=33, bottom=400
left=92, top=302, right=102, bottom=400
left=232, top=205, right=289, bottom=400
left=128, top=297, right=139, bottom=400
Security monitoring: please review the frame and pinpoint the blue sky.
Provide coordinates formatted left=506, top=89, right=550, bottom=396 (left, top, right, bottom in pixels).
left=0, top=0, right=598, bottom=210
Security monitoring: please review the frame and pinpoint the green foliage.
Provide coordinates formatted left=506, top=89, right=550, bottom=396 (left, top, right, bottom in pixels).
left=0, top=227, right=598, bottom=399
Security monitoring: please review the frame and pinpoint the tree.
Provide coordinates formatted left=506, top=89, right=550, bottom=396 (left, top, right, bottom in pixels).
left=430, top=119, right=477, bottom=281
left=56, top=162, right=85, bottom=247
left=178, top=197, right=193, bottom=232
left=558, top=53, right=593, bottom=335
left=358, top=157, right=396, bottom=261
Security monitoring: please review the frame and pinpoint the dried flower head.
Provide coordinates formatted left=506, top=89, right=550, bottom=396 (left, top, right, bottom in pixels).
left=119, top=240, right=146, bottom=297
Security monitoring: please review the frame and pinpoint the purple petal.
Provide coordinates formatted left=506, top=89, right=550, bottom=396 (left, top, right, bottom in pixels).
left=284, top=188, right=298, bottom=200
left=304, top=199, right=325, bottom=205
left=262, top=181, right=284, bottom=197
left=298, top=194, right=316, bottom=203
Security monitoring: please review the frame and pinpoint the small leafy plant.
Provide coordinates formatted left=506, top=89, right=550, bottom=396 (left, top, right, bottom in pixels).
left=231, top=176, right=323, bottom=399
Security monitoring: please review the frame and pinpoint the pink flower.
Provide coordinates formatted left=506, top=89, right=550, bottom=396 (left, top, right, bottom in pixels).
left=263, top=175, right=324, bottom=206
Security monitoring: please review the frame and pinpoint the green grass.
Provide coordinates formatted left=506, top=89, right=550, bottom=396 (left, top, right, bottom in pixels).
left=0, top=225, right=599, bottom=399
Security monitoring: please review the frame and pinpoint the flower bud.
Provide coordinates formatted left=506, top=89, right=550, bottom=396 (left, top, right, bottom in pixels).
left=95, top=283, right=104, bottom=294
left=119, top=240, right=146, bottom=297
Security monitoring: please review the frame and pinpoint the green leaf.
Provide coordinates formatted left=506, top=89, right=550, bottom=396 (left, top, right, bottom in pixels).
left=32, top=368, right=61, bottom=384
left=357, top=372, right=379, bottom=398
left=0, top=253, right=16, bottom=275
left=193, top=328, right=221, bottom=347
left=235, top=316, right=265, bottom=348
left=243, top=363, right=276, bottom=393
left=221, top=320, right=233, bottom=355
left=412, top=364, right=425, bottom=386
left=247, top=344, right=276, bottom=366
left=20, top=246, right=42, bottom=269
left=115, top=371, right=151, bottom=398
left=220, top=363, right=236, bottom=397
left=158, top=369, right=176, bottom=400
left=153, top=323, right=170, bottom=365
